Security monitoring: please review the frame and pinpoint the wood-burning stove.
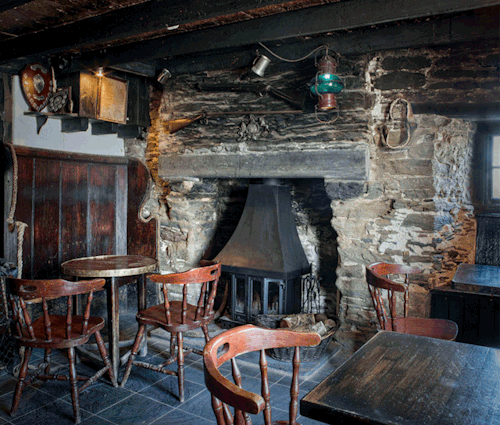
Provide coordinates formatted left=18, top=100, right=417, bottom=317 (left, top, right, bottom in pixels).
left=214, top=181, right=310, bottom=324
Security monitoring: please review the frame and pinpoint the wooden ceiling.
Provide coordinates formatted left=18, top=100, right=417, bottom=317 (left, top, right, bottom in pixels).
left=0, top=0, right=499, bottom=76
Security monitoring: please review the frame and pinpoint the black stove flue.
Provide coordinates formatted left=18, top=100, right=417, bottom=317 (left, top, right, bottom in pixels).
left=214, top=181, right=310, bottom=323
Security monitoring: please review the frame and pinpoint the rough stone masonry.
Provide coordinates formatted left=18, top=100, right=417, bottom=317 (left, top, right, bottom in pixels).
left=125, top=39, right=498, bottom=346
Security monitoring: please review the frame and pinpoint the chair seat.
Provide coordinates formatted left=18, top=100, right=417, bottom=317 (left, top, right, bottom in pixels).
left=137, top=301, right=214, bottom=332
left=120, top=261, right=221, bottom=404
left=383, top=317, right=458, bottom=340
left=18, top=315, right=105, bottom=348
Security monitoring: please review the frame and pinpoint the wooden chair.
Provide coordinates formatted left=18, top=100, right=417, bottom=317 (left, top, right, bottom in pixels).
left=203, top=324, right=321, bottom=425
left=366, top=262, right=458, bottom=340
left=120, top=260, right=221, bottom=402
left=7, top=277, right=117, bottom=424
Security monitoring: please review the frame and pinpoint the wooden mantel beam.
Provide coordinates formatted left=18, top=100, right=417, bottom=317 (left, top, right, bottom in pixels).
left=158, top=145, right=369, bottom=180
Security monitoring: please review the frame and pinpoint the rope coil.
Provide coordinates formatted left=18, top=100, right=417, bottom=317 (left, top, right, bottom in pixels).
left=5, top=144, right=28, bottom=279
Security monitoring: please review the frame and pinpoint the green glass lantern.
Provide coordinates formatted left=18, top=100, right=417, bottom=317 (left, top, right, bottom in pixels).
left=309, top=55, right=343, bottom=111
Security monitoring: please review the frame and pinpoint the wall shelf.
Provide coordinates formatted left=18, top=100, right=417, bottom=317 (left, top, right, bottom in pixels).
left=24, top=111, right=144, bottom=138
left=24, top=111, right=79, bottom=119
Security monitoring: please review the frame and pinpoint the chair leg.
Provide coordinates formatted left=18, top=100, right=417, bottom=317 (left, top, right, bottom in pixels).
left=44, top=348, right=51, bottom=376
left=120, top=324, right=146, bottom=387
left=68, top=347, right=81, bottom=424
left=95, top=330, right=117, bottom=387
left=170, top=333, right=176, bottom=357
left=202, top=324, right=211, bottom=343
left=10, top=346, right=32, bottom=416
left=177, top=332, right=185, bottom=403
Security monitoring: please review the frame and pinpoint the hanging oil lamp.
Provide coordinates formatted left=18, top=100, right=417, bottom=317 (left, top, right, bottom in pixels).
left=309, top=52, right=344, bottom=111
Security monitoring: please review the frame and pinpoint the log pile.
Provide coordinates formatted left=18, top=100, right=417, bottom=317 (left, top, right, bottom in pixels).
left=279, top=313, right=337, bottom=336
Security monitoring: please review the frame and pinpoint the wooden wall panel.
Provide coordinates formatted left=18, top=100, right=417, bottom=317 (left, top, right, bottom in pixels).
left=127, top=159, right=156, bottom=258
left=431, top=289, right=500, bottom=346
left=115, top=164, right=128, bottom=256
left=475, top=214, right=500, bottom=266
left=88, top=163, right=117, bottom=256
left=33, top=158, right=61, bottom=278
left=60, top=161, right=89, bottom=263
left=3, top=145, right=157, bottom=299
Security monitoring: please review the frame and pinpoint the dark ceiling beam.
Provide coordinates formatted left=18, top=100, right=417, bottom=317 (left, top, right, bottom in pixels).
left=109, top=62, right=157, bottom=78
left=0, top=0, right=34, bottom=13
left=0, top=0, right=310, bottom=63
left=66, top=0, right=500, bottom=73
left=161, top=6, right=500, bottom=75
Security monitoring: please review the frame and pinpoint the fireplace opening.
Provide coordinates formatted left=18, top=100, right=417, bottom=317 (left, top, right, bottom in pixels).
left=213, top=181, right=310, bottom=324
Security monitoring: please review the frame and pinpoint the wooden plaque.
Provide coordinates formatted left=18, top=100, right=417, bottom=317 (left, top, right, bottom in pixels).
left=20, top=63, right=53, bottom=112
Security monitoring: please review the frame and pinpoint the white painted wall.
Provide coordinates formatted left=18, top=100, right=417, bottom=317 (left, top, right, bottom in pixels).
left=12, top=76, right=125, bottom=156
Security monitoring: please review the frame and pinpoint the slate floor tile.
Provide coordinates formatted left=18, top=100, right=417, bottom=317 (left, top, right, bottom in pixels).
left=61, top=381, right=133, bottom=415
left=139, top=375, right=206, bottom=407
left=149, top=407, right=216, bottom=425
left=0, top=385, right=58, bottom=421
left=175, top=389, right=213, bottom=418
left=98, top=393, right=174, bottom=425
left=10, top=398, right=92, bottom=425
left=80, top=415, right=118, bottom=425
left=0, top=334, right=347, bottom=425
left=117, top=366, right=169, bottom=393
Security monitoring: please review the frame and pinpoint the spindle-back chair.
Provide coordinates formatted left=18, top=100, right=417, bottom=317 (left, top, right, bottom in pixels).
left=203, top=324, right=321, bottom=425
left=366, top=262, right=458, bottom=340
left=7, top=277, right=117, bottom=424
left=120, top=260, right=221, bottom=402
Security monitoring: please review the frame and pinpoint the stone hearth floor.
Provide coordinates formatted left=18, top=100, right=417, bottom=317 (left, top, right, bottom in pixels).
left=0, top=320, right=353, bottom=425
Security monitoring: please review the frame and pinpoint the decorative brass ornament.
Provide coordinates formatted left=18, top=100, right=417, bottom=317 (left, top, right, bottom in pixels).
left=47, top=87, right=71, bottom=114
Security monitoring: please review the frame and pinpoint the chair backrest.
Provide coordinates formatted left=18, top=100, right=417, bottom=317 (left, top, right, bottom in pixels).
left=366, top=262, right=421, bottom=330
left=203, top=324, right=321, bottom=425
left=8, top=277, right=106, bottom=343
left=148, top=260, right=221, bottom=326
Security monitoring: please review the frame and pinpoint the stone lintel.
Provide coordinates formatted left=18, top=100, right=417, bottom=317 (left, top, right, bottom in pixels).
left=158, top=146, right=368, bottom=180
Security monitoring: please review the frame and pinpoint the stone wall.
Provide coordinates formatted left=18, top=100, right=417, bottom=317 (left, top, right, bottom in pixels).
left=331, top=115, right=476, bottom=348
left=125, top=39, right=499, bottom=343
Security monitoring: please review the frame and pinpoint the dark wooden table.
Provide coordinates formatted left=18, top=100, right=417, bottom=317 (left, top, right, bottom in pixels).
left=301, top=331, right=500, bottom=425
left=452, top=263, right=500, bottom=290
left=61, top=254, right=157, bottom=377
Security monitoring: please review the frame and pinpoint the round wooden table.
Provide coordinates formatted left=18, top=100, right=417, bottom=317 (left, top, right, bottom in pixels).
left=62, top=255, right=157, bottom=377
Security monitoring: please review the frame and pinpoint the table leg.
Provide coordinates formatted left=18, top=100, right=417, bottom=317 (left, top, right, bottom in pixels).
left=107, top=276, right=120, bottom=379
left=138, top=274, right=148, bottom=357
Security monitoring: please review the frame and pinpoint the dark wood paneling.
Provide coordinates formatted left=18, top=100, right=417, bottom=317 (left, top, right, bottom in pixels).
left=33, top=158, right=60, bottom=279
left=431, top=289, right=500, bottom=346
left=478, top=296, right=499, bottom=345
left=3, top=146, right=157, bottom=295
left=475, top=214, right=500, bottom=266
left=60, top=161, right=89, bottom=263
left=88, top=163, right=117, bottom=256
left=115, top=164, right=128, bottom=256
left=461, top=295, right=481, bottom=343
left=127, top=159, right=156, bottom=259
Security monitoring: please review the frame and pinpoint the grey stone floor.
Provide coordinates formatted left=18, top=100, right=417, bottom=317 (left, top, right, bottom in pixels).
left=0, top=325, right=352, bottom=425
